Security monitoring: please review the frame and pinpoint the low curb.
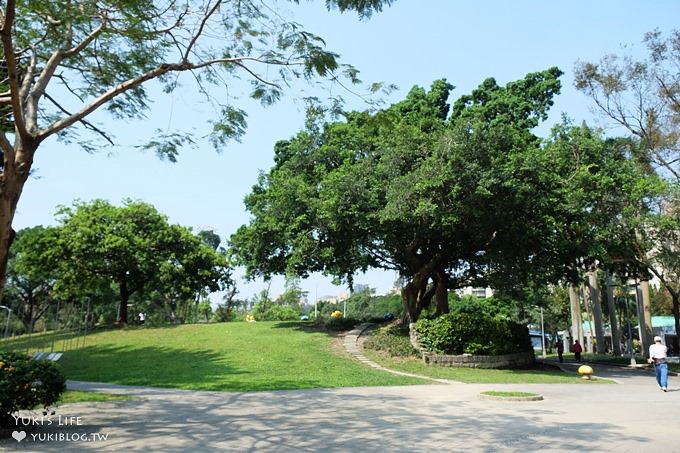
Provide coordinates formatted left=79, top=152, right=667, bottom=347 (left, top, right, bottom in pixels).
left=478, top=392, right=544, bottom=402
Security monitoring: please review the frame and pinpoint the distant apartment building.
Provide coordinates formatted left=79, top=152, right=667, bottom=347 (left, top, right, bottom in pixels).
left=455, top=287, right=493, bottom=298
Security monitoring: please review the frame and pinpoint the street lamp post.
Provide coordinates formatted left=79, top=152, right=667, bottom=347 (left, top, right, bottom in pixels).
left=0, top=305, right=11, bottom=340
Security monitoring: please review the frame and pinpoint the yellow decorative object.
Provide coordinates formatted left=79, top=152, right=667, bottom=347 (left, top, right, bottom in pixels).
left=331, top=310, right=343, bottom=318
left=245, top=314, right=256, bottom=323
left=578, top=365, right=594, bottom=380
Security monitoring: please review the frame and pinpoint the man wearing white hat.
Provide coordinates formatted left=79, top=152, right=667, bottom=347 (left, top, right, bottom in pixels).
left=647, top=336, right=668, bottom=392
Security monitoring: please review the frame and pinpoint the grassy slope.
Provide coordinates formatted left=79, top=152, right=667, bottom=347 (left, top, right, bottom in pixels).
left=44, top=322, right=426, bottom=391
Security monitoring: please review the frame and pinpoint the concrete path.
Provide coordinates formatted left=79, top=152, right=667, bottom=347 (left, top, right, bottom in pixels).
left=2, top=328, right=678, bottom=452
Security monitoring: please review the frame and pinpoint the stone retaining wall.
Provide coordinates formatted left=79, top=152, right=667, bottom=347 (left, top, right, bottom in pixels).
left=409, top=323, right=535, bottom=369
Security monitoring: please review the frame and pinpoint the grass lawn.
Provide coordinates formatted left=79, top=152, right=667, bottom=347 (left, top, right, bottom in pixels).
left=362, top=350, right=609, bottom=384
left=58, top=390, right=132, bottom=404
left=2, top=321, right=608, bottom=392
left=3, top=322, right=426, bottom=391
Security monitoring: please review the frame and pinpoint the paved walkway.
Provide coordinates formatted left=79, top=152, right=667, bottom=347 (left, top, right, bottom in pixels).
left=2, top=327, right=679, bottom=452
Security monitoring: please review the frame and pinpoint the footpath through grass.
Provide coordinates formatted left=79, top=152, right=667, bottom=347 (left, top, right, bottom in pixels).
left=7, top=322, right=425, bottom=391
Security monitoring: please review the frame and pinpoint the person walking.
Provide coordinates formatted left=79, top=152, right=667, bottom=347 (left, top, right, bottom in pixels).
left=572, top=340, right=583, bottom=362
left=647, top=336, right=669, bottom=392
left=556, top=340, right=564, bottom=363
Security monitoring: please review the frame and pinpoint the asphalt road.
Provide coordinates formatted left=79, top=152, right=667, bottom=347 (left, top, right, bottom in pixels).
left=1, top=359, right=676, bottom=453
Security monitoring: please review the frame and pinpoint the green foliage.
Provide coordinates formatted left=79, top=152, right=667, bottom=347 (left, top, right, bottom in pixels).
left=253, top=303, right=300, bottom=321
left=5, top=227, right=59, bottom=333
left=448, top=295, right=516, bottom=320
left=212, top=303, right=236, bottom=322
left=48, top=199, right=232, bottom=324
left=2, top=1, right=393, bottom=154
left=0, top=352, right=66, bottom=428
left=324, top=317, right=359, bottom=331
left=363, top=325, right=416, bottom=357
left=344, top=292, right=404, bottom=321
left=197, top=300, right=213, bottom=322
left=414, top=313, right=532, bottom=355
left=234, top=68, right=621, bottom=322
left=250, top=285, right=302, bottom=321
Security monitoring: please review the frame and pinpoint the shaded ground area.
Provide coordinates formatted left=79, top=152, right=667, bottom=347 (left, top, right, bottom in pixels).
left=0, top=359, right=676, bottom=452
left=1, top=325, right=674, bottom=452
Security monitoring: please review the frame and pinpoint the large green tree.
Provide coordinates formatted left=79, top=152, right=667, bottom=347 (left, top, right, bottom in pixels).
left=4, top=226, right=55, bottom=333
left=231, top=69, right=615, bottom=321
left=0, top=0, right=394, bottom=302
left=49, top=199, right=231, bottom=324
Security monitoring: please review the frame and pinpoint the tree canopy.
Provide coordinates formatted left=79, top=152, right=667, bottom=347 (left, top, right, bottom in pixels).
left=0, top=0, right=394, bottom=302
left=232, top=68, right=657, bottom=321
left=47, top=199, right=231, bottom=324
left=4, top=226, right=56, bottom=332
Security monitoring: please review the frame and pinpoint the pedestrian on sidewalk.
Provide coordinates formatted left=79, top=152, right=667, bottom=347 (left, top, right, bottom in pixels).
left=572, top=340, right=582, bottom=362
left=556, top=340, right=564, bottom=363
left=647, top=336, right=668, bottom=392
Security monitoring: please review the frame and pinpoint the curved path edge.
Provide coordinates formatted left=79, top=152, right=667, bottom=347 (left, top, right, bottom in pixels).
left=343, top=322, right=464, bottom=384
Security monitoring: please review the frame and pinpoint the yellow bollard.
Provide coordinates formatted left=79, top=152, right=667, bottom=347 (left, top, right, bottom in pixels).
left=578, top=365, right=594, bottom=380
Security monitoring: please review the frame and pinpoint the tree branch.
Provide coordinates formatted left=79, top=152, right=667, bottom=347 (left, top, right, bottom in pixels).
left=182, top=0, right=222, bottom=63
left=37, top=55, right=288, bottom=140
left=42, top=91, right=115, bottom=145
left=0, top=0, right=29, bottom=141
left=62, top=21, right=106, bottom=58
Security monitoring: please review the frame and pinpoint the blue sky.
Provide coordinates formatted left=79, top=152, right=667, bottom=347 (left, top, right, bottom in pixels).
left=11, top=1, right=679, bottom=302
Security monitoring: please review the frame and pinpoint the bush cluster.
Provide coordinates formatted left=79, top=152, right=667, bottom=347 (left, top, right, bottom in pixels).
left=324, top=317, right=359, bottom=331
left=414, top=313, right=532, bottom=355
left=363, top=325, right=416, bottom=357
left=0, top=351, right=66, bottom=428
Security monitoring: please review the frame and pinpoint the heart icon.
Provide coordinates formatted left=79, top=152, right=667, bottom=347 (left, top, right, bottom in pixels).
left=12, top=430, right=26, bottom=442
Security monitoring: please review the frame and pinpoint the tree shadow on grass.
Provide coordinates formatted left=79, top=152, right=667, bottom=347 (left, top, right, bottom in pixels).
left=58, top=344, right=331, bottom=392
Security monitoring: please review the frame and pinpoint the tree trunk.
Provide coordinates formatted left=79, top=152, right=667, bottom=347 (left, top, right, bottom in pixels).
left=0, top=200, right=18, bottom=303
left=587, top=269, right=606, bottom=354
left=605, top=271, right=621, bottom=355
left=118, top=279, right=129, bottom=324
left=568, top=285, right=583, bottom=346
left=434, top=270, right=449, bottom=316
left=401, top=269, right=433, bottom=322
left=638, top=279, right=654, bottom=352
left=0, top=140, right=35, bottom=304
left=581, top=284, right=594, bottom=353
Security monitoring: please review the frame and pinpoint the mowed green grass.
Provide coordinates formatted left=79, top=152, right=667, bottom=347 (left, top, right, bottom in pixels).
left=23, top=322, right=426, bottom=391
left=362, top=350, right=610, bottom=384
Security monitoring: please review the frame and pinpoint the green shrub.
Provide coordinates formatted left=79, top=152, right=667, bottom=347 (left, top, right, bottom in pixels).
left=324, top=317, right=359, bottom=331
left=0, top=351, right=66, bottom=428
left=253, top=304, right=300, bottom=321
left=363, top=325, right=416, bottom=357
left=414, top=313, right=532, bottom=355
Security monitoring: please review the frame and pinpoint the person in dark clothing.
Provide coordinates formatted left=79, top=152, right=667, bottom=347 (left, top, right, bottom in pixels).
left=556, top=340, right=564, bottom=363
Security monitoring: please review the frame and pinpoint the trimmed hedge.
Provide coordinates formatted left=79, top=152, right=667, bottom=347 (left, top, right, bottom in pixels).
left=414, top=313, right=532, bottom=355
left=0, top=351, right=66, bottom=428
